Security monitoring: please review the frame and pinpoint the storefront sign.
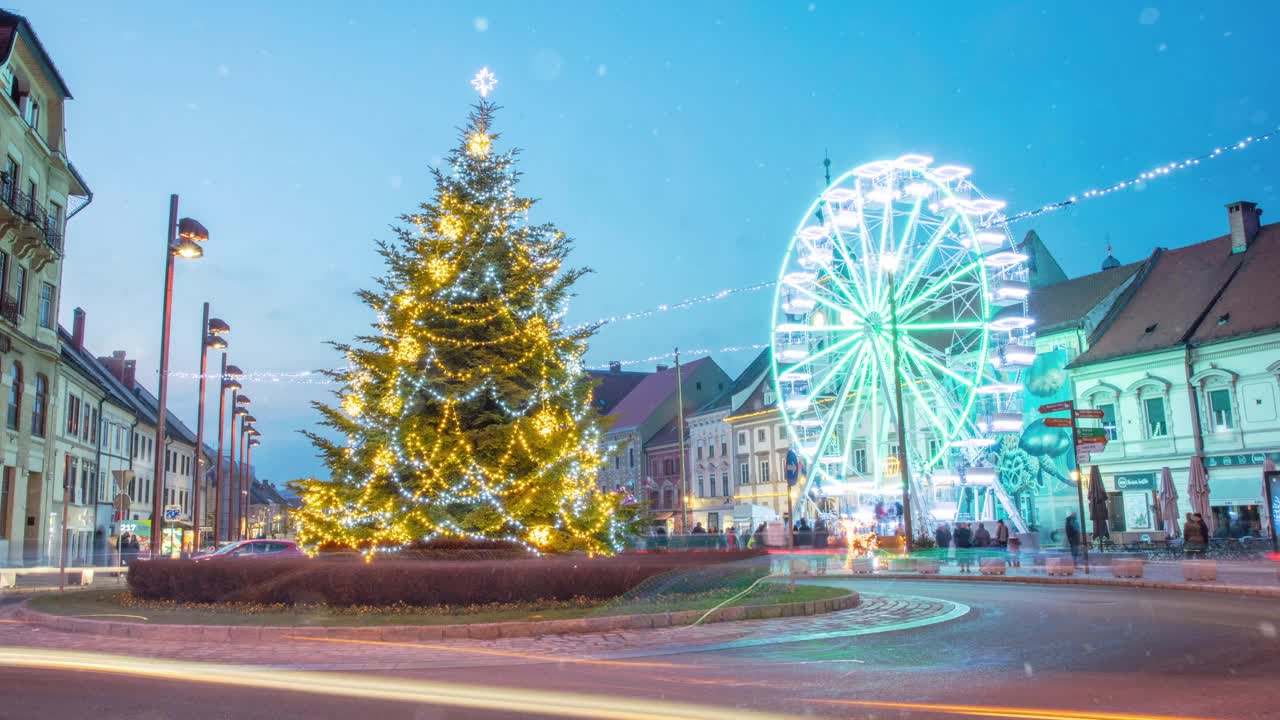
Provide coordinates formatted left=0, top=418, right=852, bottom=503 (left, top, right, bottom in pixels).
left=1114, top=472, right=1156, bottom=491
left=1265, top=471, right=1280, bottom=552
left=1204, top=451, right=1280, bottom=469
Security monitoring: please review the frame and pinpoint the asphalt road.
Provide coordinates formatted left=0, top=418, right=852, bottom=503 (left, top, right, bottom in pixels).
left=3, top=578, right=1278, bottom=720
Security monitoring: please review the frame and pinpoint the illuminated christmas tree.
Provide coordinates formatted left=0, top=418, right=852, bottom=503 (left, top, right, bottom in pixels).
left=293, top=70, right=632, bottom=555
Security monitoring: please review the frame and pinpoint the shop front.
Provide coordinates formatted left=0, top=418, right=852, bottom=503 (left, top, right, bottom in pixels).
left=1204, top=451, right=1277, bottom=539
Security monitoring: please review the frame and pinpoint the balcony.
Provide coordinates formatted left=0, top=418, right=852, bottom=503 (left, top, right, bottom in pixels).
left=0, top=293, right=17, bottom=324
left=1, top=174, right=63, bottom=273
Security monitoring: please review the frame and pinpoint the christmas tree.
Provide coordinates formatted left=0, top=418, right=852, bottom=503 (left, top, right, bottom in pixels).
left=294, top=71, right=632, bottom=555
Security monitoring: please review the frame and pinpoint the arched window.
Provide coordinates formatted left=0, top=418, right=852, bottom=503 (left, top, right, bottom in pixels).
left=31, top=373, right=47, bottom=437
left=1127, top=378, right=1172, bottom=439
left=1084, top=383, right=1121, bottom=441
left=5, top=361, right=21, bottom=431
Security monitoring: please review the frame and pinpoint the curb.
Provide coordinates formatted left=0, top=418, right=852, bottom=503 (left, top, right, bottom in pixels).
left=11, top=591, right=860, bottom=644
left=808, top=571, right=1280, bottom=598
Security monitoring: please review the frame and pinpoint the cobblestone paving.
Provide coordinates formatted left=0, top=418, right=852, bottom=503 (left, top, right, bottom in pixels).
left=0, top=592, right=961, bottom=671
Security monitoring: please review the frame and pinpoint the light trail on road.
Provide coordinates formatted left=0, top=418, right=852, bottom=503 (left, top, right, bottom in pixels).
left=807, top=699, right=1212, bottom=720
left=282, top=634, right=693, bottom=669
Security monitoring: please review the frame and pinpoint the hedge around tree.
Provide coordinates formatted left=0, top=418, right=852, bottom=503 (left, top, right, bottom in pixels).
left=126, top=551, right=766, bottom=607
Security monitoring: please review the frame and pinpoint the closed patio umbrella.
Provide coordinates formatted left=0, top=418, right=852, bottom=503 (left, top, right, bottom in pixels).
left=1159, top=466, right=1180, bottom=539
left=1087, top=465, right=1109, bottom=540
left=1262, top=457, right=1276, bottom=539
left=1188, top=456, right=1213, bottom=536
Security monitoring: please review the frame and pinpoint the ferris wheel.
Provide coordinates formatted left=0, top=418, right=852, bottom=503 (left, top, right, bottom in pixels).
left=770, top=155, right=1035, bottom=530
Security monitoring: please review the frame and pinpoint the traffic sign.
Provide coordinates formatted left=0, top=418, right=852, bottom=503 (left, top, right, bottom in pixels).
left=1073, top=408, right=1105, bottom=419
left=1038, top=401, right=1074, bottom=414
left=1044, top=417, right=1074, bottom=428
left=163, top=504, right=182, bottom=522
left=1075, top=441, right=1107, bottom=454
left=1076, top=427, right=1107, bottom=439
left=1075, top=452, right=1091, bottom=464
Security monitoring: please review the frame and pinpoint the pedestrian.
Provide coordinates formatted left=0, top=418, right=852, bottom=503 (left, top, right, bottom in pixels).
left=814, top=519, right=829, bottom=549
left=973, top=522, right=991, bottom=548
left=796, top=518, right=812, bottom=547
left=954, top=522, right=973, bottom=572
left=118, top=532, right=131, bottom=566
left=1194, top=513, right=1210, bottom=555
left=1006, top=533, right=1022, bottom=568
left=934, top=523, right=952, bottom=559
left=691, top=522, right=705, bottom=534
left=995, top=519, right=1010, bottom=548
left=1182, top=513, right=1200, bottom=558
left=1065, top=512, right=1082, bottom=565
left=725, top=527, right=738, bottom=551
left=751, top=522, right=766, bottom=549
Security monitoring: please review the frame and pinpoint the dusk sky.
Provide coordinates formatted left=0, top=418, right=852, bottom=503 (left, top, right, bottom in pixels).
left=23, top=1, right=1280, bottom=484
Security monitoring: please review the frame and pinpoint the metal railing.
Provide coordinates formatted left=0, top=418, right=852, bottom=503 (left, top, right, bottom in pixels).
left=0, top=293, right=18, bottom=324
left=0, top=175, right=62, bottom=254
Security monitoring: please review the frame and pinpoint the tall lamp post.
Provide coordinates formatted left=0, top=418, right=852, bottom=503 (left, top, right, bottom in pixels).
left=192, top=307, right=229, bottom=552
left=151, top=196, right=208, bottom=557
left=245, top=432, right=261, bottom=538
left=229, top=398, right=249, bottom=541
left=214, top=363, right=242, bottom=544
left=882, top=252, right=914, bottom=554
left=238, top=417, right=257, bottom=540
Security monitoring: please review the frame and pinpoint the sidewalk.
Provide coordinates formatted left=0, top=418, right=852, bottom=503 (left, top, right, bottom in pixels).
left=811, top=556, right=1280, bottom=596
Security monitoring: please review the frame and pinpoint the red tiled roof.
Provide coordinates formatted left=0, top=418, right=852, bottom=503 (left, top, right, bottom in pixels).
left=998, top=261, right=1142, bottom=334
left=606, top=357, right=713, bottom=431
left=1072, top=224, right=1276, bottom=366
left=586, top=369, right=649, bottom=416
left=1189, top=223, right=1280, bottom=345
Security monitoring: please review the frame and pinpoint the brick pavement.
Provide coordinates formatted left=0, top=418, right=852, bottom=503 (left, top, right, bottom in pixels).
left=0, top=591, right=961, bottom=671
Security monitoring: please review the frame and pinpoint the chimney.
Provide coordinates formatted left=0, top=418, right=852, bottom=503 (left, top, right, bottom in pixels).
left=1227, top=201, right=1262, bottom=254
left=608, top=361, right=622, bottom=374
left=655, top=363, right=670, bottom=372
left=97, top=350, right=128, bottom=383
left=123, top=359, right=137, bottom=389
left=71, top=308, right=86, bottom=350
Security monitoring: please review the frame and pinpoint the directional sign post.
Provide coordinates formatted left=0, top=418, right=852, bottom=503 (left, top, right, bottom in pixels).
left=1076, top=428, right=1108, bottom=440
left=1039, top=401, right=1074, bottom=414
left=1044, top=417, right=1074, bottom=428
left=1074, top=408, right=1105, bottom=419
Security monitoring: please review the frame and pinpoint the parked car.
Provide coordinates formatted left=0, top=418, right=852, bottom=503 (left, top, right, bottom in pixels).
left=193, top=539, right=305, bottom=561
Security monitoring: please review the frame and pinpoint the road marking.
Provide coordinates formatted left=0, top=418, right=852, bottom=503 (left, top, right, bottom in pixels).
left=0, top=647, right=793, bottom=720
left=283, top=634, right=692, bottom=669
left=806, top=699, right=1211, bottom=720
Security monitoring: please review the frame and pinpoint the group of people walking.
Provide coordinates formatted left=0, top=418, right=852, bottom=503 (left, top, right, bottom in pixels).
left=933, top=519, right=1020, bottom=572
left=1182, top=512, right=1211, bottom=557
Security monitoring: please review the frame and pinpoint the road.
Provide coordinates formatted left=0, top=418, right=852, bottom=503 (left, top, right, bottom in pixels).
left=2, top=578, right=1278, bottom=719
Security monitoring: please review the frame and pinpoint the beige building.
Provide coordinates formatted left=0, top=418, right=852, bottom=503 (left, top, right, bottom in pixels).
left=0, top=10, right=90, bottom=566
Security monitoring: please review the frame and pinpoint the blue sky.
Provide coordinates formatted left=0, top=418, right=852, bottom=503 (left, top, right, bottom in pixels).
left=23, top=1, right=1280, bottom=483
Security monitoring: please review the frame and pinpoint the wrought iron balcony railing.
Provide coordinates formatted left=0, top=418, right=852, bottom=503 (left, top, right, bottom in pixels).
left=0, top=175, right=63, bottom=255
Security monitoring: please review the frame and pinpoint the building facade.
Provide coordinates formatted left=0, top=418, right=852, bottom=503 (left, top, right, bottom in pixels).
left=0, top=10, right=90, bottom=566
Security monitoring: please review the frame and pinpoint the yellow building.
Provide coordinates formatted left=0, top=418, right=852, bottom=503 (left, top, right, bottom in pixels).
left=0, top=10, right=90, bottom=566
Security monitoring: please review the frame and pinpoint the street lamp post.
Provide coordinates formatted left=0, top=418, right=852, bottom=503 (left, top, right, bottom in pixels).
left=245, top=433, right=261, bottom=538
left=151, top=195, right=207, bottom=557
left=883, top=253, right=914, bottom=554
left=192, top=305, right=229, bottom=553
left=214, top=364, right=241, bottom=544
left=229, top=396, right=248, bottom=541
left=240, top=412, right=257, bottom=535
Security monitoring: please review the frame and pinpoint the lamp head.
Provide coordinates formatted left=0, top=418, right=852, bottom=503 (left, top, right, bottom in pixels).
left=233, top=406, right=248, bottom=417
left=222, top=378, right=242, bottom=391
left=242, top=414, right=258, bottom=424
left=172, top=238, right=203, bottom=259
left=236, top=395, right=252, bottom=405
left=225, top=365, right=244, bottom=377
left=208, top=318, right=231, bottom=335
left=205, top=334, right=228, bottom=349
left=177, top=217, right=209, bottom=242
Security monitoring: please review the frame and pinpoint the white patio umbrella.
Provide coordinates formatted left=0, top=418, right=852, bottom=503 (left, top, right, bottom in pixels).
left=1188, top=456, right=1213, bottom=536
left=1159, top=467, right=1180, bottom=539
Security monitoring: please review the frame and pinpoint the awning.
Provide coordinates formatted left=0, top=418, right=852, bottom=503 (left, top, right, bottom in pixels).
left=651, top=512, right=674, bottom=520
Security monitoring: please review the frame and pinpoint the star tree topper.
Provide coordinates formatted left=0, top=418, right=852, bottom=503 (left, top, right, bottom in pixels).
left=471, top=67, right=497, bottom=98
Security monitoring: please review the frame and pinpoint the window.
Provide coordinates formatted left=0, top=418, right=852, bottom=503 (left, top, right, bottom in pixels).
left=629, top=447, right=634, bottom=467
left=31, top=373, right=47, bottom=437
left=721, top=440, right=728, bottom=456
left=721, top=472, right=729, bottom=497
left=662, top=489, right=674, bottom=509
left=757, top=429, right=765, bottom=442
left=854, top=448, right=868, bottom=474
left=13, top=265, right=25, bottom=315
left=662, top=458, right=675, bottom=476
left=739, top=462, right=750, bottom=485
left=695, top=381, right=702, bottom=391
left=738, top=432, right=746, bottom=447
left=1208, top=389, right=1234, bottom=431
left=0, top=250, right=7, bottom=297
left=0, top=467, right=11, bottom=539
left=90, top=408, right=98, bottom=444
left=1, top=156, right=14, bottom=202
left=759, top=460, right=770, bottom=484
left=696, top=474, right=704, bottom=497
left=696, top=444, right=702, bottom=460
left=614, top=455, right=619, bottom=469
left=48, top=200, right=62, bottom=235
left=81, top=402, right=90, bottom=441
left=1144, top=397, right=1168, bottom=438
left=707, top=443, right=714, bottom=458
left=66, top=394, right=79, bottom=435
left=80, top=462, right=91, bottom=505
left=37, top=282, right=53, bottom=329
left=778, top=426, right=786, bottom=439
left=22, top=95, right=38, bottom=130
left=1099, top=403, right=1119, bottom=441
left=24, top=178, right=35, bottom=216
left=65, top=456, right=78, bottom=504
left=6, top=361, right=21, bottom=431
